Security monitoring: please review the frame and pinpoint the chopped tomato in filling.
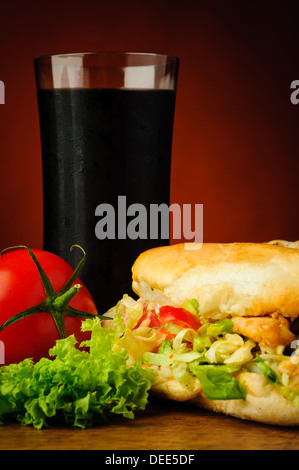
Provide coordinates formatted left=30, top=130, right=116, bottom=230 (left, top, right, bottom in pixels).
left=134, top=304, right=201, bottom=335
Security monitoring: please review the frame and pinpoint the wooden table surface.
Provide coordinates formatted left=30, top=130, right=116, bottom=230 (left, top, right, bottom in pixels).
left=0, top=397, right=297, bottom=450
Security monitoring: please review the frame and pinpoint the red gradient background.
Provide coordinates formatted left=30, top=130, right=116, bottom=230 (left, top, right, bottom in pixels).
left=0, top=0, right=299, bottom=250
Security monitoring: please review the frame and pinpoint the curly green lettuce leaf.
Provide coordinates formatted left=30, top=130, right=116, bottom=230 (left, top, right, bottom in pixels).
left=0, top=318, right=153, bottom=429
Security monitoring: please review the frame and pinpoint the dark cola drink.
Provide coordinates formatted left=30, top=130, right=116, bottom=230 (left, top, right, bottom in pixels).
left=37, top=88, right=176, bottom=312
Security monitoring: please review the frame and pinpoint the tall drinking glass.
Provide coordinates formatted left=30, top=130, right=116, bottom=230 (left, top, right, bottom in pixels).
left=34, top=52, right=179, bottom=313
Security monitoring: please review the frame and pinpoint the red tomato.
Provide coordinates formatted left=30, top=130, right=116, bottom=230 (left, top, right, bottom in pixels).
left=158, top=306, right=202, bottom=331
left=0, top=247, right=97, bottom=365
left=135, top=303, right=201, bottom=337
left=134, top=304, right=174, bottom=340
left=137, top=309, right=163, bottom=328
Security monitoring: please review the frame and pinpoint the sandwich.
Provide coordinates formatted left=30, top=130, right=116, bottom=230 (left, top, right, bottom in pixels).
left=105, top=241, right=299, bottom=426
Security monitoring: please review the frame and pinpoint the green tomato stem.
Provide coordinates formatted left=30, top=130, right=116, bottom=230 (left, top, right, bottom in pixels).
left=52, top=284, right=82, bottom=311
left=0, top=301, right=47, bottom=333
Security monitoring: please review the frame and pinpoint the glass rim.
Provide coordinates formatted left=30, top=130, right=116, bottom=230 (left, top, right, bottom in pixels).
left=34, top=51, right=179, bottom=90
left=34, top=51, right=179, bottom=64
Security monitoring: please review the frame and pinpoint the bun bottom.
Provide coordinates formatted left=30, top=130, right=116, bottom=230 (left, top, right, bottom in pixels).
left=150, top=370, right=299, bottom=426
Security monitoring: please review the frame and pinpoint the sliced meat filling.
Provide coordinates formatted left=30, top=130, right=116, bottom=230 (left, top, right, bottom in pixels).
left=232, top=314, right=295, bottom=348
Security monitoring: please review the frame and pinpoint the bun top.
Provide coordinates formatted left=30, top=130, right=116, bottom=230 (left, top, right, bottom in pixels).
left=132, top=242, right=299, bottom=321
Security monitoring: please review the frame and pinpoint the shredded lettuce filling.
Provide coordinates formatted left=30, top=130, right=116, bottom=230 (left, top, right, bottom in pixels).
left=113, top=295, right=299, bottom=406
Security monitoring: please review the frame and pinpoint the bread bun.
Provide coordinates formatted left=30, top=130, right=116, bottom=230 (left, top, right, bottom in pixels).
left=267, top=239, right=299, bottom=250
left=151, top=369, right=299, bottom=426
left=130, top=242, right=299, bottom=426
left=132, top=242, right=299, bottom=321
